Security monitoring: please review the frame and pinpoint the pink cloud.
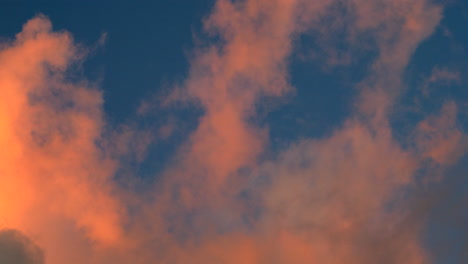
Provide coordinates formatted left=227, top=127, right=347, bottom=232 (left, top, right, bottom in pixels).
left=0, top=1, right=465, bottom=263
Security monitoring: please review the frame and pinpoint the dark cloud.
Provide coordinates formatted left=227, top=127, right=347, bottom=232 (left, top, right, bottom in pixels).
left=0, top=229, right=44, bottom=264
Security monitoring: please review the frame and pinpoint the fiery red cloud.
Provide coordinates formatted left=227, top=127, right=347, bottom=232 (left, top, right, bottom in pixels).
left=0, top=1, right=466, bottom=264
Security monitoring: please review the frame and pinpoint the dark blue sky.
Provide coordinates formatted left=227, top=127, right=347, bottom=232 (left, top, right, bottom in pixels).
left=0, top=1, right=214, bottom=122
left=0, top=1, right=466, bottom=140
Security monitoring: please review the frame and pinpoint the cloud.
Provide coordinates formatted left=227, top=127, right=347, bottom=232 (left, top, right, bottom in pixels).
left=415, top=101, right=466, bottom=165
left=151, top=0, right=464, bottom=263
left=0, top=229, right=44, bottom=264
left=0, top=1, right=466, bottom=264
left=0, top=14, right=128, bottom=264
left=421, top=67, right=461, bottom=97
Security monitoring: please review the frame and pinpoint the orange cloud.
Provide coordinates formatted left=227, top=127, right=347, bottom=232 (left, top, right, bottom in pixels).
left=0, top=15, right=125, bottom=264
left=415, top=102, right=466, bottom=165
left=1, top=1, right=466, bottom=263
left=152, top=0, right=462, bottom=263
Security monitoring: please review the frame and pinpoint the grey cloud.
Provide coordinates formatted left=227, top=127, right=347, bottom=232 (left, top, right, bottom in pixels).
left=0, top=229, right=44, bottom=264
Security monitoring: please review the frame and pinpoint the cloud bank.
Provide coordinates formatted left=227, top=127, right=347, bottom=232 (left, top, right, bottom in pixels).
left=0, top=0, right=466, bottom=263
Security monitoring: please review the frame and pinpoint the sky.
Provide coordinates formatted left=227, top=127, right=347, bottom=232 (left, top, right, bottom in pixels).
left=0, top=0, right=467, bottom=263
